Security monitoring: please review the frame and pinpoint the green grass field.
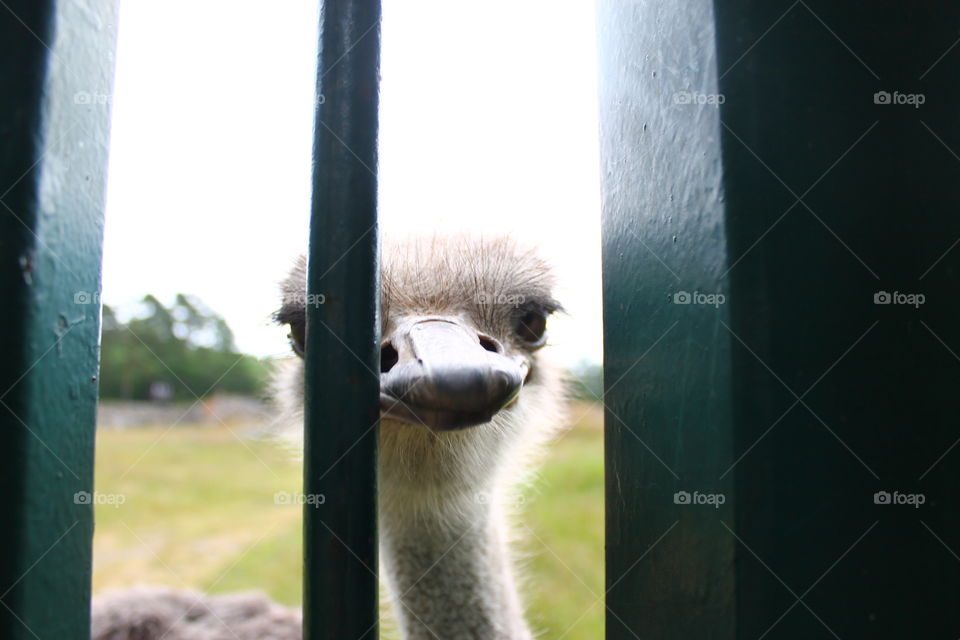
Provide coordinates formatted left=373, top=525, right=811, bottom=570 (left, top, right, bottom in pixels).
left=93, top=401, right=604, bottom=639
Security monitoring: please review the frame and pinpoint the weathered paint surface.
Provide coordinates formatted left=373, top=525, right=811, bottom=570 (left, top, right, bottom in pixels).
left=0, top=0, right=117, bottom=638
left=597, top=1, right=735, bottom=637
left=599, top=0, right=960, bottom=637
left=303, top=1, right=381, bottom=638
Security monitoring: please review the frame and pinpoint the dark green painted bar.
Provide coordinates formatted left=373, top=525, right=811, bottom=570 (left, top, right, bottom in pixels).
left=0, top=0, right=117, bottom=638
left=598, top=0, right=960, bottom=637
left=597, top=2, right=734, bottom=637
left=303, top=0, right=381, bottom=638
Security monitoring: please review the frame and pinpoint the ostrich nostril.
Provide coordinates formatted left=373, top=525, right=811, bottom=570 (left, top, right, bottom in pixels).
left=381, top=343, right=399, bottom=373
left=478, top=335, right=500, bottom=354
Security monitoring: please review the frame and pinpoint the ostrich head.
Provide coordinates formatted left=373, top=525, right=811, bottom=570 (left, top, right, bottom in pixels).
left=275, top=234, right=563, bottom=440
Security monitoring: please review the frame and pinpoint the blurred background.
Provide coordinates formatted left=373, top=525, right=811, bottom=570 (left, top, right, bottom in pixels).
left=95, top=1, right=603, bottom=637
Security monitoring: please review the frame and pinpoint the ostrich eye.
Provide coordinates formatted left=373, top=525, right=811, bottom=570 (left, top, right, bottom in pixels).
left=289, top=320, right=305, bottom=357
left=515, top=310, right=547, bottom=346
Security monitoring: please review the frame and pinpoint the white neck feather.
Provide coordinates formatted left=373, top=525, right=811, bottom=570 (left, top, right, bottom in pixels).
left=380, top=495, right=532, bottom=640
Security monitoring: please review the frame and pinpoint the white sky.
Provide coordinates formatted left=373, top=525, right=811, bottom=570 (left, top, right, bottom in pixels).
left=103, top=0, right=603, bottom=367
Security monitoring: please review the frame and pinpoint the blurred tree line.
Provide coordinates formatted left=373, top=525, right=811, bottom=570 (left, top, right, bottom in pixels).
left=99, top=294, right=269, bottom=401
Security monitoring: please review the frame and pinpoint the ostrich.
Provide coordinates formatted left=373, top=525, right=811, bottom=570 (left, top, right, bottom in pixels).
left=89, top=234, right=567, bottom=640
left=275, top=234, right=568, bottom=640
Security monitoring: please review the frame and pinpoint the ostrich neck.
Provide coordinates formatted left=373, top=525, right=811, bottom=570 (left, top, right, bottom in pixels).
left=380, top=497, right=532, bottom=640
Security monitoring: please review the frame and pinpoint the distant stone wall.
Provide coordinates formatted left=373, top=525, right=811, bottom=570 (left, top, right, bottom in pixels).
left=97, top=395, right=270, bottom=429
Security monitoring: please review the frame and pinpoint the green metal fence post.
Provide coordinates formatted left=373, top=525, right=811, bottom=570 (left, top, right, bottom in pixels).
left=597, top=2, right=735, bottom=637
left=598, top=0, right=960, bottom=637
left=0, top=0, right=118, bottom=638
left=303, top=0, right=381, bottom=638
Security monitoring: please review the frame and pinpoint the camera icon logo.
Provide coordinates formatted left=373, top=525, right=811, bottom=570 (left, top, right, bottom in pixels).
left=673, top=491, right=691, bottom=505
left=873, top=291, right=891, bottom=305
left=273, top=491, right=291, bottom=505
left=74, top=291, right=91, bottom=304
left=73, top=491, right=92, bottom=505
left=673, top=91, right=691, bottom=105
left=873, top=491, right=891, bottom=505
left=874, top=91, right=891, bottom=105
left=673, top=291, right=691, bottom=305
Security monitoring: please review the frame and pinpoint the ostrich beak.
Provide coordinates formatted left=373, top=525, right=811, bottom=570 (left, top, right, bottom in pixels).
left=379, top=317, right=527, bottom=431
